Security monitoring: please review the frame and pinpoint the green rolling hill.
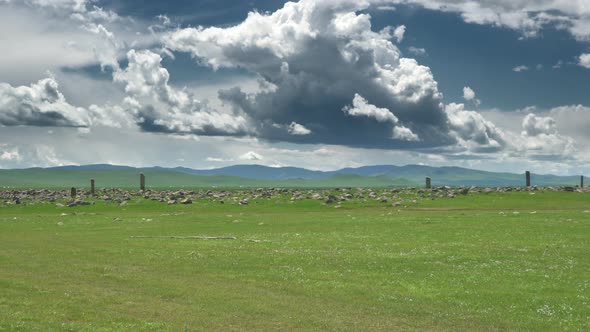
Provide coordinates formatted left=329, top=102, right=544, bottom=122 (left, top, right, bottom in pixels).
left=0, top=164, right=583, bottom=189
left=0, top=168, right=415, bottom=189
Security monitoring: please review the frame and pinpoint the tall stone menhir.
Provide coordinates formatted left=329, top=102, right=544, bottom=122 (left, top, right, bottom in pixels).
left=140, top=173, right=146, bottom=191
left=426, top=177, right=432, bottom=189
left=525, top=171, right=531, bottom=187
left=582, top=176, right=585, bottom=189
left=90, top=179, right=95, bottom=195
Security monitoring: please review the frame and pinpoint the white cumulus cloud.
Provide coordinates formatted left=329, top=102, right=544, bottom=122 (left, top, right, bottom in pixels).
left=343, top=93, right=400, bottom=123
left=445, top=103, right=508, bottom=152
left=520, top=113, right=576, bottom=158
left=343, top=94, right=419, bottom=141
left=114, top=49, right=251, bottom=136
left=463, top=86, right=481, bottom=106
left=288, top=122, right=312, bottom=135
left=384, top=0, right=590, bottom=40
left=165, top=0, right=444, bottom=148
left=0, top=78, right=89, bottom=127
left=393, top=25, right=406, bottom=43
left=579, top=54, right=590, bottom=69
left=463, top=86, right=476, bottom=101
left=522, top=113, right=557, bottom=136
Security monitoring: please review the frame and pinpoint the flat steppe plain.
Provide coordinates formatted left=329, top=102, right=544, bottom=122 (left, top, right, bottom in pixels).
left=1, top=188, right=589, bottom=331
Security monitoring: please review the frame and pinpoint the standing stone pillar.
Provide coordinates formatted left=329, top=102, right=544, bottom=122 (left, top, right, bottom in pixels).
left=70, top=187, right=77, bottom=198
left=581, top=176, right=585, bottom=188
left=525, top=171, right=531, bottom=187
left=140, top=173, right=146, bottom=191
left=90, top=179, right=95, bottom=195
left=426, top=177, right=432, bottom=189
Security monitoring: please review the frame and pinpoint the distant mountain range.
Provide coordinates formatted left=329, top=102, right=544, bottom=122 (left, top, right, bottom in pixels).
left=0, top=164, right=581, bottom=189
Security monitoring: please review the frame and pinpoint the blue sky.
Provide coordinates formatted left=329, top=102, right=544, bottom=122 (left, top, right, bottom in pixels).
left=0, top=0, right=589, bottom=174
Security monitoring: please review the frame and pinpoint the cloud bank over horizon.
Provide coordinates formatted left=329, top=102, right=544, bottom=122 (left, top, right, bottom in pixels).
left=0, top=0, right=588, bottom=175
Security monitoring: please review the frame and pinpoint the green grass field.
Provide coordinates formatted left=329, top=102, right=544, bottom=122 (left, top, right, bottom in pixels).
left=1, top=191, right=589, bottom=331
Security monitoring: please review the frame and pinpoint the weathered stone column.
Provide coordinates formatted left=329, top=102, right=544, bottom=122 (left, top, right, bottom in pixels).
left=581, top=176, right=585, bottom=188
left=426, top=177, right=432, bottom=189
left=140, top=173, right=146, bottom=191
left=70, top=187, right=77, bottom=198
left=525, top=171, right=531, bottom=187
left=90, top=179, right=95, bottom=195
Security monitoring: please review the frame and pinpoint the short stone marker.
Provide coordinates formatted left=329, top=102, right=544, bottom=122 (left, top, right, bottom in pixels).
left=525, top=171, right=531, bottom=187
left=426, top=177, right=432, bottom=189
left=140, top=173, right=146, bottom=191
left=70, top=187, right=77, bottom=198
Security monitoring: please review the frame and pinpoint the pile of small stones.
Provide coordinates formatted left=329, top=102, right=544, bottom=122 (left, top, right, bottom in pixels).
left=0, top=185, right=586, bottom=208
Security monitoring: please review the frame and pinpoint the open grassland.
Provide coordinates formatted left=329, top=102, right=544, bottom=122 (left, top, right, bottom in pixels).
left=1, top=191, right=589, bottom=331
